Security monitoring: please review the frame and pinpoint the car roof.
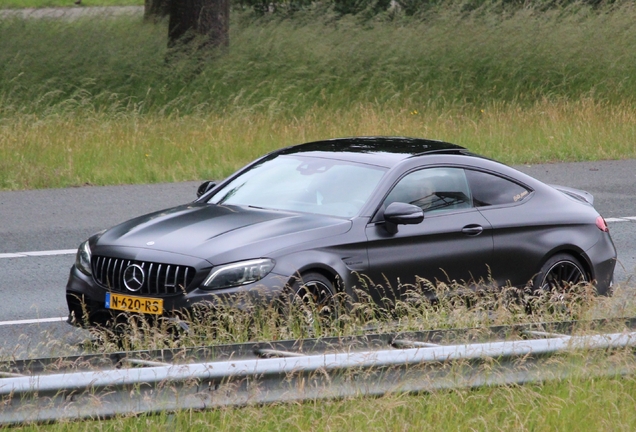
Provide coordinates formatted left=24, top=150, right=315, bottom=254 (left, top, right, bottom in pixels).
left=275, top=136, right=468, bottom=168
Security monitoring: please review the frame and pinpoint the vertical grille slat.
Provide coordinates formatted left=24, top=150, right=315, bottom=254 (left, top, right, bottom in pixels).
left=105, top=258, right=113, bottom=288
left=91, top=256, right=195, bottom=297
left=100, top=257, right=104, bottom=284
left=156, top=264, right=162, bottom=294
left=173, top=266, right=181, bottom=293
left=147, top=263, right=154, bottom=295
left=117, top=260, right=126, bottom=291
left=165, top=265, right=171, bottom=295
left=110, top=258, right=117, bottom=290
left=140, top=262, right=146, bottom=294
left=100, top=258, right=106, bottom=285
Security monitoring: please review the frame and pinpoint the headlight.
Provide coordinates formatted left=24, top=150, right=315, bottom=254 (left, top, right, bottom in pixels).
left=202, top=258, right=275, bottom=290
left=75, top=240, right=92, bottom=276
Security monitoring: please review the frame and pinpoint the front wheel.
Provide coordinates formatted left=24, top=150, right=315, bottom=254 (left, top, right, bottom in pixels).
left=290, top=272, right=338, bottom=326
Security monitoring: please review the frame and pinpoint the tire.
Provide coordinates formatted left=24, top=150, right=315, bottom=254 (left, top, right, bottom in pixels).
left=534, top=253, right=589, bottom=292
left=290, top=272, right=337, bottom=324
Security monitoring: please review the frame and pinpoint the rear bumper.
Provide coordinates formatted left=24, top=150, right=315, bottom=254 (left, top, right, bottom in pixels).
left=586, top=232, right=617, bottom=296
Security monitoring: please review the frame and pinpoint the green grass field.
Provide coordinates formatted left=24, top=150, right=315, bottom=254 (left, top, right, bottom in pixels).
left=4, top=4, right=636, bottom=113
left=10, top=363, right=636, bottom=431
left=1, top=2, right=636, bottom=190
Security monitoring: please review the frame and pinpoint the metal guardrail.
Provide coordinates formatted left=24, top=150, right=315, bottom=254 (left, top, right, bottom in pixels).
left=1, top=318, right=636, bottom=425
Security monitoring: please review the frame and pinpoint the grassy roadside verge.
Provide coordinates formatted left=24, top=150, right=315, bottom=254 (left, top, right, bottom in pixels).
left=6, top=6, right=636, bottom=114
left=154, top=374, right=636, bottom=431
left=9, top=350, right=636, bottom=431
left=5, top=283, right=636, bottom=430
left=2, top=100, right=636, bottom=190
left=2, top=4, right=636, bottom=191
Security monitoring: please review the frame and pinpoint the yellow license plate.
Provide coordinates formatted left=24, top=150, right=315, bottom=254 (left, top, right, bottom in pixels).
left=106, top=292, right=163, bottom=315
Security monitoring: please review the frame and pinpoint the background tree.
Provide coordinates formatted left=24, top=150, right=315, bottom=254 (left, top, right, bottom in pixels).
left=168, top=0, right=230, bottom=49
left=144, top=0, right=170, bottom=21
left=333, top=0, right=391, bottom=15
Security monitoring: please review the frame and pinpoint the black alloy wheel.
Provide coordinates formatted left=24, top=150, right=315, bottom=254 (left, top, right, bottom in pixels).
left=536, top=253, right=588, bottom=292
left=291, top=272, right=338, bottom=325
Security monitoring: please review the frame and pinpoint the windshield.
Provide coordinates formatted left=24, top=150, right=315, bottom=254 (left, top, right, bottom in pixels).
left=208, top=155, right=387, bottom=218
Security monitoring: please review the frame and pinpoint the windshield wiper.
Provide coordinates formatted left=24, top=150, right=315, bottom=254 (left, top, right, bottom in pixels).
left=217, top=182, right=246, bottom=205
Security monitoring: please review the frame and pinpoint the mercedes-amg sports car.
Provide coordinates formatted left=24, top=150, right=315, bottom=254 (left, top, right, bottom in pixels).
left=66, top=137, right=617, bottom=326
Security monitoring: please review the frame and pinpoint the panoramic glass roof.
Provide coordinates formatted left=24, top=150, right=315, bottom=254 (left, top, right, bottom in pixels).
left=276, top=137, right=466, bottom=167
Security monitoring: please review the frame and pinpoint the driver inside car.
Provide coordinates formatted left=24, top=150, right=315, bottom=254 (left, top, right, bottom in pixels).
left=408, top=180, right=436, bottom=210
left=384, top=176, right=437, bottom=211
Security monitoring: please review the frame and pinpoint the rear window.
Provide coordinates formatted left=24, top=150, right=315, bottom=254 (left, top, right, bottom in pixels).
left=465, top=169, right=531, bottom=207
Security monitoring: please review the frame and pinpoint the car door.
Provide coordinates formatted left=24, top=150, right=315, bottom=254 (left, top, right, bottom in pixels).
left=463, top=169, right=537, bottom=288
left=364, top=167, right=494, bottom=306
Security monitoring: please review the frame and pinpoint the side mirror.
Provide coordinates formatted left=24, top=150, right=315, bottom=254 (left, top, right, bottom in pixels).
left=197, top=181, right=217, bottom=198
left=384, top=202, right=424, bottom=234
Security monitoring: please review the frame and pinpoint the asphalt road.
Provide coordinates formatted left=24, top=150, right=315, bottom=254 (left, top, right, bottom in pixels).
left=0, top=6, right=143, bottom=20
left=1, top=159, right=635, bottom=359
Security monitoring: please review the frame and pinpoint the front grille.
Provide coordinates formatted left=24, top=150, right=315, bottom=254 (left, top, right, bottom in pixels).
left=92, top=256, right=196, bottom=296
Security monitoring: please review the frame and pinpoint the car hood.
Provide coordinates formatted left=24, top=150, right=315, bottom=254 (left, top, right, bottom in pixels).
left=96, top=203, right=352, bottom=261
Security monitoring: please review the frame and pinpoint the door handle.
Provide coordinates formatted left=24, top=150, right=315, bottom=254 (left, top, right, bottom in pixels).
left=461, top=224, right=483, bottom=236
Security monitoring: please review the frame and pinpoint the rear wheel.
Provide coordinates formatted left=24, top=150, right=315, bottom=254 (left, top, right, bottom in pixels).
left=534, top=253, right=588, bottom=292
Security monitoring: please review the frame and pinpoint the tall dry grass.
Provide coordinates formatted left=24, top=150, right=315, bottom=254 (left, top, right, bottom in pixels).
left=7, top=281, right=636, bottom=431
left=2, top=100, right=635, bottom=190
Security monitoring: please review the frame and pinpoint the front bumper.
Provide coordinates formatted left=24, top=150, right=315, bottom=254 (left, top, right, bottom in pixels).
left=65, top=265, right=292, bottom=327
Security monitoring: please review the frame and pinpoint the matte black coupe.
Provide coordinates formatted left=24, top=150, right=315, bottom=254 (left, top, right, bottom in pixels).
left=66, top=137, right=617, bottom=326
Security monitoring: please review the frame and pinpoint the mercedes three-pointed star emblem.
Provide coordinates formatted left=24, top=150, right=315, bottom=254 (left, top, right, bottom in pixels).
left=123, top=264, right=145, bottom=292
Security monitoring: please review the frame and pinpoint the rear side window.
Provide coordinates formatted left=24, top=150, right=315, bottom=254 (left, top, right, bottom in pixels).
left=465, top=169, right=531, bottom=207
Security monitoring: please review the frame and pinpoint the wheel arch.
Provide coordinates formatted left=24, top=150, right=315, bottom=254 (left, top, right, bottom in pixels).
left=537, top=246, right=594, bottom=282
left=292, top=267, right=341, bottom=291
left=275, top=250, right=352, bottom=296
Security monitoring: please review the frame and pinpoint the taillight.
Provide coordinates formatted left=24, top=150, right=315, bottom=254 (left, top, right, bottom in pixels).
left=596, top=216, right=609, bottom=232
